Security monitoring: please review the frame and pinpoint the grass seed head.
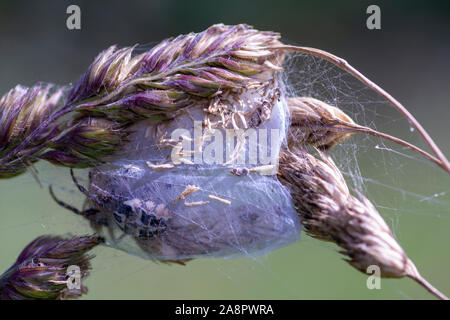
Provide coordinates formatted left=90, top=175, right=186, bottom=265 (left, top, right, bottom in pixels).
left=287, top=97, right=355, bottom=150
left=0, top=235, right=101, bottom=300
left=278, top=147, right=448, bottom=299
left=0, top=84, right=65, bottom=178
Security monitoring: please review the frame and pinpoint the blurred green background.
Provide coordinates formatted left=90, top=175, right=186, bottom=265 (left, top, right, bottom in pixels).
left=0, top=0, right=449, bottom=299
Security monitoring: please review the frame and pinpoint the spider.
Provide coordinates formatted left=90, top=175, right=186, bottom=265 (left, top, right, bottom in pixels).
left=49, top=169, right=170, bottom=240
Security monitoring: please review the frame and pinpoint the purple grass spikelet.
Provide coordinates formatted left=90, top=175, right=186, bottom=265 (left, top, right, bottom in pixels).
left=0, top=235, right=101, bottom=300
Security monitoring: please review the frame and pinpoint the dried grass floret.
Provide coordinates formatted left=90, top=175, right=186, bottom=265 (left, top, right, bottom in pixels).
left=174, top=184, right=200, bottom=203
left=278, top=147, right=448, bottom=300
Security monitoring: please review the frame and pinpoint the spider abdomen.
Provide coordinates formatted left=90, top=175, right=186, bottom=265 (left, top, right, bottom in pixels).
left=112, top=198, right=170, bottom=239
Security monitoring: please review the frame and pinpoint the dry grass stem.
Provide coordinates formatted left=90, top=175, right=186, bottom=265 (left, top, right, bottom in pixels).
left=287, top=97, right=446, bottom=171
left=208, top=195, right=231, bottom=205
left=146, top=161, right=176, bottom=170
left=276, top=45, right=450, bottom=174
left=184, top=200, right=210, bottom=207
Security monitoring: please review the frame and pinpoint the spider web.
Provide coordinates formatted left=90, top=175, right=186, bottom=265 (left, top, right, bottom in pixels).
left=1, top=52, right=449, bottom=299
left=284, top=53, right=450, bottom=211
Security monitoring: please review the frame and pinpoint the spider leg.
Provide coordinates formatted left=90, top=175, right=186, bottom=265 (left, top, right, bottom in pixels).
left=49, top=186, right=99, bottom=218
left=70, top=168, right=90, bottom=197
left=71, top=168, right=121, bottom=205
left=71, top=169, right=107, bottom=206
left=106, top=223, right=118, bottom=243
left=116, top=233, right=126, bottom=242
left=161, top=259, right=192, bottom=266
